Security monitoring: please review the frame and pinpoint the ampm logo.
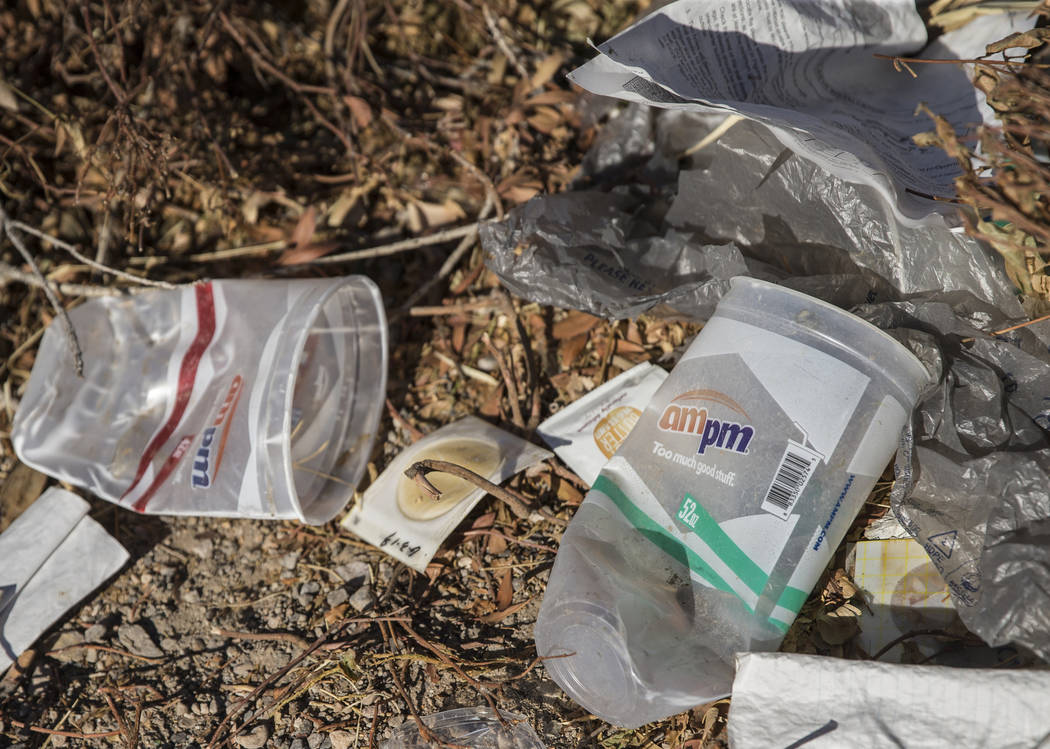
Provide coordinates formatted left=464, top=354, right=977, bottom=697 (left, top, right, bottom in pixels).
left=192, top=375, right=244, bottom=489
left=657, top=389, right=754, bottom=456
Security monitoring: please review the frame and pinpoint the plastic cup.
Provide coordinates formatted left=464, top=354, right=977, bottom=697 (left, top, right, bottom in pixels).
left=13, top=277, right=387, bottom=524
left=535, top=277, right=930, bottom=726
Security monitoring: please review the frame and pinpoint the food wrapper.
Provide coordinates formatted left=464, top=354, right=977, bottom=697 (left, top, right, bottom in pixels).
left=537, top=362, right=668, bottom=485
left=342, top=418, right=551, bottom=572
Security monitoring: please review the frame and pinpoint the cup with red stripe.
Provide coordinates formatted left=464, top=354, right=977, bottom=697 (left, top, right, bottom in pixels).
left=12, top=276, right=388, bottom=524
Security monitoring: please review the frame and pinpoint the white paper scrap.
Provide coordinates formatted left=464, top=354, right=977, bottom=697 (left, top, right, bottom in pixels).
left=851, top=538, right=957, bottom=662
left=569, top=0, right=1034, bottom=224
left=0, top=488, right=129, bottom=673
left=729, top=652, right=1050, bottom=748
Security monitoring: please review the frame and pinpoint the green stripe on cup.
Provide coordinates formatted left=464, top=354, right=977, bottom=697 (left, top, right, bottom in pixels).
left=768, top=618, right=791, bottom=634
left=593, top=475, right=747, bottom=609
left=682, top=494, right=769, bottom=596
left=774, top=585, right=809, bottom=614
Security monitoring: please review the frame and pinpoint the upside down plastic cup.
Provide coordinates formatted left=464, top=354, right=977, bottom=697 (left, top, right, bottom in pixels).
left=534, top=277, right=931, bottom=727
left=13, top=277, right=387, bottom=524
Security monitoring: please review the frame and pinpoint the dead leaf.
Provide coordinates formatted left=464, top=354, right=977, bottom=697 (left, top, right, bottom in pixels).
left=0, top=79, right=17, bottom=111
left=425, top=560, right=449, bottom=583
left=523, top=90, right=575, bottom=108
left=277, top=240, right=339, bottom=266
left=409, top=199, right=466, bottom=231
left=529, top=53, right=565, bottom=91
left=496, top=172, right=542, bottom=204
left=558, top=333, right=588, bottom=368
left=556, top=481, right=584, bottom=505
left=495, top=568, right=513, bottom=610
left=451, top=322, right=467, bottom=354
left=526, top=105, right=562, bottom=135
left=344, top=95, right=373, bottom=129
left=552, top=311, right=601, bottom=340
left=626, top=321, right=643, bottom=345
left=0, top=462, right=49, bottom=533
left=478, top=596, right=532, bottom=624
left=615, top=339, right=646, bottom=355
left=480, top=383, right=504, bottom=417
left=324, top=603, right=349, bottom=626
left=471, top=512, right=496, bottom=531
left=486, top=532, right=508, bottom=555
left=291, top=205, right=317, bottom=249
left=986, top=29, right=1050, bottom=55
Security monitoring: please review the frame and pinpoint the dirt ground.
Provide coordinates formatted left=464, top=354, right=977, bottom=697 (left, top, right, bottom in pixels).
left=0, top=2, right=912, bottom=747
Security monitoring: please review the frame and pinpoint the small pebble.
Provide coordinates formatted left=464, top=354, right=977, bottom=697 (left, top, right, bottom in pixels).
left=233, top=722, right=271, bottom=749
left=307, top=732, right=324, bottom=749
left=281, top=552, right=300, bottom=570
left=187, top=535, right=214, bottom=559
left=84, top=623, right=107, bottom=643
left=329, top=731, right=353, bottom=749
left=297, top=581, right=321, bottom=606
left=117, top=623, right=164, bottom=659
left=476, top=354, right=499, bottom=372
left=335, top=561, right=369, bottom=585
left=50, top=631, right=84, bottom=662
left=325, top=588, right=348, bottom=607
left=347, top=585, right=374, bottom=612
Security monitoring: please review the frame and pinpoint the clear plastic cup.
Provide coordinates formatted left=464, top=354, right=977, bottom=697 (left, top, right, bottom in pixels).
left=13, top=277, right=387, bottom=524
left=535, top=277, right=930, bottom=726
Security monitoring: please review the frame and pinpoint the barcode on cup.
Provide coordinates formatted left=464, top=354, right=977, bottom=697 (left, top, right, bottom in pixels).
left=761, top=440, right=823, bottom=520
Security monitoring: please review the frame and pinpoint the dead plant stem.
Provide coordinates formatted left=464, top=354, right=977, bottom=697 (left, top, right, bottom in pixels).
left=0, top=206, right=84, bottom=376
left=311, top=222, right=488, bottom=264
left=405, top=459, right=532, bottom=519
left=482, top=333, right=525, bottom=429
left=8, top=720, right=122, bottom=740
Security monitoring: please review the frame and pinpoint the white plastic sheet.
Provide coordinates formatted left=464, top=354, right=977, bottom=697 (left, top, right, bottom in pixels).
left=0, top=488, right=128, bottom=673
left=729, top=652, right=1050, bottom=748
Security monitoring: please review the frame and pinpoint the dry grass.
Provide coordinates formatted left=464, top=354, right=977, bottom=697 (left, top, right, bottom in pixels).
left=915, top=11, right=1050, bottom=314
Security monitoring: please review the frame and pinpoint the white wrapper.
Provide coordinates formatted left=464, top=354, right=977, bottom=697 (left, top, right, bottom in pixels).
left=342, top=417, right=551, bottom=572
left=537, top=363, right=668, bottom=485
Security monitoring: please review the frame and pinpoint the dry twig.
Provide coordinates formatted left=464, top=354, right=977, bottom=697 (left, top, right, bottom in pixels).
left=1, top=205, right=84, bottom=376
left=405, top=459, right=532, bottom=519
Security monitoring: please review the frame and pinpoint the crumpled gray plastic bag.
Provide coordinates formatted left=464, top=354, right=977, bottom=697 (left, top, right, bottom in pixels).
left=854, top=294, right=1050, bottom=660
left=482, top=105, right=749, bottom=320
left=481, top=190, right=747, bottom=320
left=481, top=107, right=1024, bottom=319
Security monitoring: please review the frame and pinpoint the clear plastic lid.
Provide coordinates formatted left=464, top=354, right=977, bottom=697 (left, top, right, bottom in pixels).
left=381, top=707, right=545, bottom=748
